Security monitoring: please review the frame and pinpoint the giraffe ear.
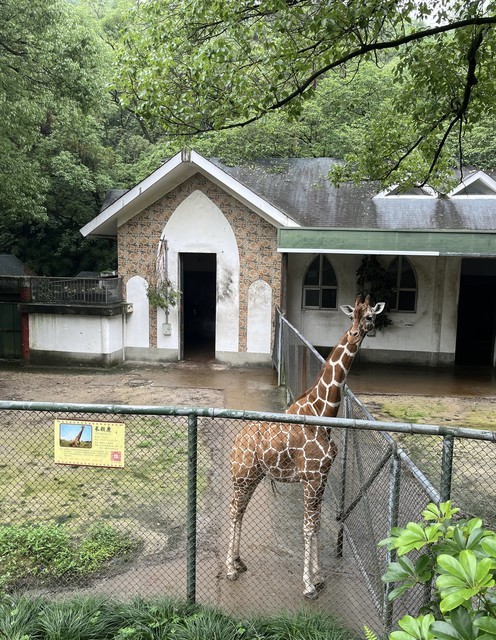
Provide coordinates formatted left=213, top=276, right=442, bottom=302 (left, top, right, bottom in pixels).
left=372, top=302, right=386, bottom=314
left=340, top=304, right=355, bottom=318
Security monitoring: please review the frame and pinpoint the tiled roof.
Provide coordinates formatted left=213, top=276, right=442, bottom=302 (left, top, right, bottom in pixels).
left=214, top=158, right=496, bottom=231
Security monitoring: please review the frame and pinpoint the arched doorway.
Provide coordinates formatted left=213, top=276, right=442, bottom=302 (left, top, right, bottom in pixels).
left=180, top=253, right=216, bottom=359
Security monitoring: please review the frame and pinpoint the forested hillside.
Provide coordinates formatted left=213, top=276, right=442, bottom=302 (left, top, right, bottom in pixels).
left=2, top=0, right=495, bottom=275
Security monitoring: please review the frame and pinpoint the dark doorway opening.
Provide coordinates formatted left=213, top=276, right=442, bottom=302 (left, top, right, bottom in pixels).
left=455, top=259, right=496, bottom=366
left=180, top=253, right=216, bottom=360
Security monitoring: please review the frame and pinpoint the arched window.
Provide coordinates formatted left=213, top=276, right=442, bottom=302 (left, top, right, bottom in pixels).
left=386, top=256, right=417, bottom=311
left=302, top=256, right=337, bottom=309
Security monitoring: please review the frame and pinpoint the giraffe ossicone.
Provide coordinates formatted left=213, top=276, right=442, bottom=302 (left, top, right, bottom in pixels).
left=226, top=294, right=385, bottom=599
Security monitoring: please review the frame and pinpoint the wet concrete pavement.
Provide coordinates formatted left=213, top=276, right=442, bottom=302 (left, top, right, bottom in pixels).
left=347, top=362, right=496, bottom=397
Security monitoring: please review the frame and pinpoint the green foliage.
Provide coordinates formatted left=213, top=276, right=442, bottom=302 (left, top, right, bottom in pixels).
left=116, top=0, right=496, bottom=187
left=0, top=0, right=123, bottom=275
left=0, top=522, right=138, bottom=591
left=356, top=256, right=394, bottom=331
left=0, top=594, right=354, bottom=639
left=146, top=279, right=181, bottom=311
left=380, top=501, right=496, bottom=640
left=254, top=609, right=355, bottom=640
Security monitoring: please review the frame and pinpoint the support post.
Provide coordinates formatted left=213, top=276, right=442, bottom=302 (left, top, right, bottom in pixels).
left=440, top=434, right=454, bottom=502
left=277, top=309, right=283, bottom=387
left=187, top=413, right=197, bottom=603
left=336, top=394, right=350, bottom=557
left=384, top=451, right=401, bottom=630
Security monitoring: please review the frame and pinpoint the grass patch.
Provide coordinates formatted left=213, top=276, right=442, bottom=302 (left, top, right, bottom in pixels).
left=0, top=414, right=210, bottom=536
left=0, top=522, right=139, bottom=591
left=0, top=594, right=356, bottom=640
left=378, top=400, right=436, bottom=423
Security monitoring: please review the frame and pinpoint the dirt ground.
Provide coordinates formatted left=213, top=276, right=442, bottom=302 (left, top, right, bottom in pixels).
left=0, top=361, right=286, bottom=412
left=1, top=359, right=495, bottom=428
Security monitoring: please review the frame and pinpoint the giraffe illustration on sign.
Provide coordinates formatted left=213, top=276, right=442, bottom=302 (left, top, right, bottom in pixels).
left=68, top=425, right=86, bottom=447
left=226, top=295, right=385, bottom=599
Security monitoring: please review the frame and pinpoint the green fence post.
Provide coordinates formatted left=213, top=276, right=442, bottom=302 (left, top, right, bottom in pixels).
left=384, top=451, right=401, bottom=631
left=440, top=434, right=454, bottom=502
left=336, top=394, right=350, bottom=557
left=187, top=412, right=197, bottom=603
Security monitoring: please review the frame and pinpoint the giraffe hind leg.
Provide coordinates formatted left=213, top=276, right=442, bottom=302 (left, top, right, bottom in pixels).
left=226, top=518, right=243, bottom=581
left=302, top=482, right=327, bottom=599
left=226, top=475, right=262, bottom=581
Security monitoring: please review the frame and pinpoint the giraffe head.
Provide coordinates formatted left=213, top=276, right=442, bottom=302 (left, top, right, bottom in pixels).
left=340, top=295, right=385, bottom=344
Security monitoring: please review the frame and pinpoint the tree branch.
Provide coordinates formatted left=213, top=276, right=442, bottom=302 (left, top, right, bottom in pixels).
left=190, top=15, right=496, bottom=134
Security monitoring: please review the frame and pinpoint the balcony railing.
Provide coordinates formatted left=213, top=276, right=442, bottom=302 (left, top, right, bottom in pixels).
left=30, top=276, right=124, bottom=306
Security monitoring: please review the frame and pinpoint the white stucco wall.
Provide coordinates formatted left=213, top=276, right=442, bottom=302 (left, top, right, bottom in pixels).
left=247, top=280, right=272, bottom=353
left=286, top=253, right=460, bottom=365
left=29, top=314, right=124, bottom=357
left=157, top=189, right=240, bottom=354
left=287, top=253, right=359, bottom=347
left=126, top=275, right=150, bottom=348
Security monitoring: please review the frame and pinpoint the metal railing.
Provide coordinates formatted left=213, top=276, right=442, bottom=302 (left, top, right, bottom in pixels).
left=0, top=399, right=494, bottom=635
left=30, top=276, right=123, bottom=305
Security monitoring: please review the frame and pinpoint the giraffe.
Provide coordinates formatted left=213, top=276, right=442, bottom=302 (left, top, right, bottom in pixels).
left=226, top=294, right=385, bottom=599
left=68, top=425, right=85, bottom=447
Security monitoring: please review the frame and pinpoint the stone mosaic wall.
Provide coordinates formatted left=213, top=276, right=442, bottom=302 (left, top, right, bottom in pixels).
left=118, top=173, right=282, bottom=352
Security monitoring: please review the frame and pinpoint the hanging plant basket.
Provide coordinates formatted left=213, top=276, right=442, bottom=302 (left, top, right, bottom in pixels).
left=356, top=256, right=393, bottom=331
left=146, top=279, right=180, bottom=311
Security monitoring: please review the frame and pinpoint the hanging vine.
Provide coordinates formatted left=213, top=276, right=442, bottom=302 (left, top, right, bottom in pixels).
left=356, top=256, right=393, bottom=331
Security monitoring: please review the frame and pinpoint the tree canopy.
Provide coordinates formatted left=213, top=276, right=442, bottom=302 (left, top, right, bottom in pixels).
left=0, top=0, right=135, bottom=274
left=117, top=0, right=496, bottom=189
left=2, top=0, right=496, bottom=275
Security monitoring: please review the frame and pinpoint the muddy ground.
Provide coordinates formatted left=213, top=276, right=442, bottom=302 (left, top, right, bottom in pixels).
left=1, top=360, right=494, bottom=428
left=0, top=361, right=286, bottom=412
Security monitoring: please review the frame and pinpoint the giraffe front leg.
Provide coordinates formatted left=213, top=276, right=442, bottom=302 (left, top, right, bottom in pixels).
left=303, top=528, right=318, bottom=599
left=310, top=531, right=325, bottom=589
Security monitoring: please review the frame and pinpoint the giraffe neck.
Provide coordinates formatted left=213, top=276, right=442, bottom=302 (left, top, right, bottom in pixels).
left=290, top=330, right=364, bottom=417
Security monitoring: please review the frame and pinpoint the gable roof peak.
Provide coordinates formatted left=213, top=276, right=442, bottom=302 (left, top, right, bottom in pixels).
left=449, top=170, right=496, bottom=197
left=80, top=148, right=300, bottom=238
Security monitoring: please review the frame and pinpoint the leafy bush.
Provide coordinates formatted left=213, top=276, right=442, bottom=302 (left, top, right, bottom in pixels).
left=146, top=279, right=180, bottom=311
left=0, top=522, right=138, bottom=591
left=77, top=523, right=139, bottom=574
left=379, top=501, right=496, bottom=640
left=0, top=594, right=354, bottom=640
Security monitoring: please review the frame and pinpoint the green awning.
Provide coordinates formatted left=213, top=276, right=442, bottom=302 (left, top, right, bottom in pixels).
left=278, top=228, right=496, bottom=257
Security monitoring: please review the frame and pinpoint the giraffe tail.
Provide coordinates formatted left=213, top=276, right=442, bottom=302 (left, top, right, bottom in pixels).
left=270, top=478, right=281, bottom=496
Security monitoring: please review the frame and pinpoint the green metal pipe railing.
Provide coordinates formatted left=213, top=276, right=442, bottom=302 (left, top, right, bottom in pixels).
left=0, top=401, right=494, bottom=442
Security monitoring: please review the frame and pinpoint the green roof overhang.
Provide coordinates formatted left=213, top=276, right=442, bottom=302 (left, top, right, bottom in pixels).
left=277, top=228, right=496, bottom=257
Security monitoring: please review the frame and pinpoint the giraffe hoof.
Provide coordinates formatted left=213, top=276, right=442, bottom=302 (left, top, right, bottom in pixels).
left=226, top=571, right=239, bottom=581
left=234, top=559, right=247, bottom=573
left=315, top=580, right=326, bottom=592
left=303, top=588, right=318, bottom=600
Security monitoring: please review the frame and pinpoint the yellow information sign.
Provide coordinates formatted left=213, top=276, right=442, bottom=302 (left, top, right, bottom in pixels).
left=54, top=420, right=125, bottom=468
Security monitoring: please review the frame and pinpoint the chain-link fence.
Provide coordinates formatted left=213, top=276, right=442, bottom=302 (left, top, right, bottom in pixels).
left=0, top=400, right=495, bottom=635
left=273, top=308, right=324, bottom=404
left=271, top=308, right=496, bottom=630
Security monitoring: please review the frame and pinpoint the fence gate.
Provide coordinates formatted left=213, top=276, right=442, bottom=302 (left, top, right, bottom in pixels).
left=0, top=302, right=21, bottom=359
